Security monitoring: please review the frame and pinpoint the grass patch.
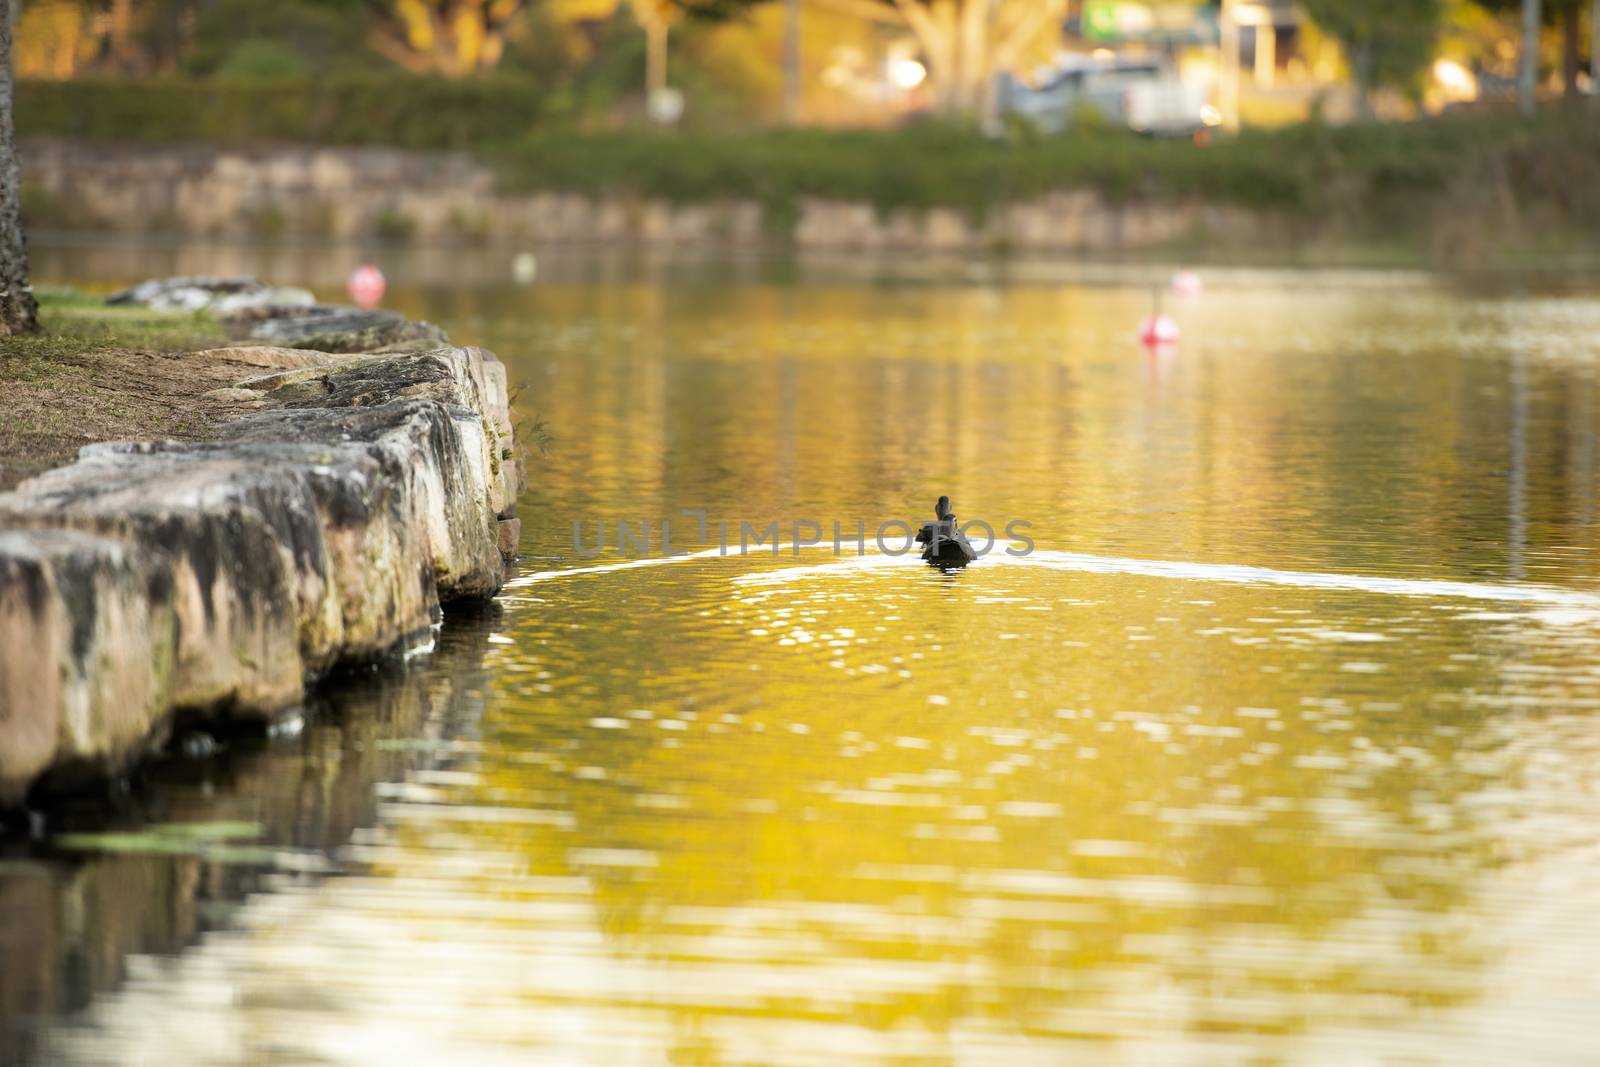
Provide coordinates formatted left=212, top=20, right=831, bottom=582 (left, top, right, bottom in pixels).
left=0, top=290, right=233, bottom=490
left=39, top=302, right=225, bottom=351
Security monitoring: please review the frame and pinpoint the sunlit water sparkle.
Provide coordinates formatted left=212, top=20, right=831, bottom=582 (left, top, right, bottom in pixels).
left=8, top=251, right=1600, bottom=1067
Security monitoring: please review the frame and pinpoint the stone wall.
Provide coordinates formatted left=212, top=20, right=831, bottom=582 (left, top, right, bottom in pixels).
left=20, top=138, right=1287, bottom=253
left=0, top=315, right=522, bottom=806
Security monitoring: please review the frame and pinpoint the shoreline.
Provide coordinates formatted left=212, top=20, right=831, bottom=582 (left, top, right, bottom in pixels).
left=30, top=236, right=1600, bottom=301
left=19, top=126, right=1600, bottom=266
left=0, top=291, right=522, bottom=808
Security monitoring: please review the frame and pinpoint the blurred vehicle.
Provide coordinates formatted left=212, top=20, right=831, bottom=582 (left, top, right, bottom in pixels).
left=994, top=53, right=1213, bottom=137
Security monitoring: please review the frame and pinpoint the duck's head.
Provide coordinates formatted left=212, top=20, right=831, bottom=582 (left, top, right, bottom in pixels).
left=935, top=495, right=953, bottom=521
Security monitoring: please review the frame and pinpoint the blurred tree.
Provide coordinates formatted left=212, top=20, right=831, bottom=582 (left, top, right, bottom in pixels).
left=361, top=0, right=536, bottom=75
left=811, top=0, right=1069, bottom=116
left=184, top=0, right=376, bottom=78
left=1474, top=0, right=1590, bottom=99
left=106, top=0, right=139, bottom=71
left=631, top=0, right=678, bottom=95
left=358, top=0, right=743, bottom=79
left=782, top=0, right=798, bottom=120
left=15, top=0, right=247, bottom=78
left=14, top=0, right=102, bottom=78
left=0, top=0, right=41, bottom=335
left=13, top=0, right=767, bottom=87
left=540, top=0, right=766, bottom=99
left=1298, top=0, right=1446, bottom=115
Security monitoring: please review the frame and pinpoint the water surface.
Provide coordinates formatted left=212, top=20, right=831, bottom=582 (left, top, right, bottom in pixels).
left=8, top=250, right=1600, bottom=1065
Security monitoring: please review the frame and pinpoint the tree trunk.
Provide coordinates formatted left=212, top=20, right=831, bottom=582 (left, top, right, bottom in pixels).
left=1519, top=0, right=1541, bottom=116
left=1561, top=0, right=1580, bottom=99
left=782, top=0, right=801, bottom=123
left=954, top=0, right=988, bottom=115
left=886, top=0, right=1064, bottom=117
left=899, top=0, right=955, bottom=114
left=110, top=0, right=139, bottom=74
left=0, top=0, right=39, bottom=337
left=1351, top=45, right=1375, bottom=120
left=1218, top=0, right=1240, bottom=130
left=646, top=19, right=667, bottom=96
left=931, top=0, right=959, bottom=113
left=1592, top=0, right=1599, bottom=87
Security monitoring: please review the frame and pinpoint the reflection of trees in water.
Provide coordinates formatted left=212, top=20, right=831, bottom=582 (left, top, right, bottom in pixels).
left=366, top=286, right=1592, bottom=1059
left=0, top=606, right=501, bottom=1067
left=461, top=564, right=1574, bottom=1054
left=10, top=278, right=1600, bottom=1063
left=483, top=282, right=1600, bottom=576
left=379, top=280, right=1600, bottom=1058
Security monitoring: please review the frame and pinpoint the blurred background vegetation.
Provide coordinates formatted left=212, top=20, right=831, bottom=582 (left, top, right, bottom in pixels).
left=6, top=1, right=1597, bottom=239
left=11, top=0, right=1593, bottom=128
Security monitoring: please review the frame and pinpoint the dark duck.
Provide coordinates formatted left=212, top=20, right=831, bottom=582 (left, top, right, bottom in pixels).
left=916, top=496, right=978, bottom=568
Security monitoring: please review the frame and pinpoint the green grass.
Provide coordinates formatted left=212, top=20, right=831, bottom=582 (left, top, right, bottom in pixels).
left=33, top=289, right=225, bottom=351
left=0, top=290, right=231, bottom=490
left=0, top=292, right=224, bottom=387
left=491, top=121, right=1307, bottom=225
left=488, top=107, right=1600, bottom=225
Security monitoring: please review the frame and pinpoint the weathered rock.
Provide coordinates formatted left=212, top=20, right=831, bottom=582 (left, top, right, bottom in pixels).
left=200, top=386, right=267, bottom=404
left=497, top=517, right=521, bottom=559
left=0, top=334, right=518, bottom=807
left=242, top=351, right=454, bottom=406
left=105, top=277, right=316, bottom=315
left=193, top=346, right=343, bottom=371
left=210, top=287, right=315, bottom=316
left=240, top=303, right=450, bottom=354
left=243, top=306, right=396, bottom=342
left=219, top=303, right=337, bottom=331
left=235, top=346, right=518, bottom=518
left=0, top=530, right=179, bottom=805
left=218, top=401, right=506, bottom=603
left=1, top=459, right=311, bottom=714
left=107, top=276, right=263, bottom=308
left=274, top=319, right=449, bottom=355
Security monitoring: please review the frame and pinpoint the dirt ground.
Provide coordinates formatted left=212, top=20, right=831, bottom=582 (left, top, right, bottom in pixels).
left=0, top=339, right=260, bottom=491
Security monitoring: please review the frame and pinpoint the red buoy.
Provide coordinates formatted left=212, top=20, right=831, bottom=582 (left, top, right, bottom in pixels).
left=1139, top=314, right=1180, bottom=347
left=347, top=264, right=386, bottom=310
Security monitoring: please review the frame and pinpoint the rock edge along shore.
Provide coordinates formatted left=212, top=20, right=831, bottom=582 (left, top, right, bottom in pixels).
left=0, top=298, right=522, bottom=806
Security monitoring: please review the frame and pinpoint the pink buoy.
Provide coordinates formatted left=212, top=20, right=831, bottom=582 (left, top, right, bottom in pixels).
left=1139, top=314, right=1180, bottom=347
left=1170, top=270, right=1203, bottom=298
left=347, top=264, right=386, bottom=310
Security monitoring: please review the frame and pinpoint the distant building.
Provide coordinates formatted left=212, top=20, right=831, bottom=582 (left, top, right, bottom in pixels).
left=1225, top=1, right=1306, bottom=89
left=1055, top=2, right=1348, bottom=125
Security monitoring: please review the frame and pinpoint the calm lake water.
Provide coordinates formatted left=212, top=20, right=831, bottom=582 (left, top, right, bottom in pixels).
left=6, top=245, right=1600, bottom=1066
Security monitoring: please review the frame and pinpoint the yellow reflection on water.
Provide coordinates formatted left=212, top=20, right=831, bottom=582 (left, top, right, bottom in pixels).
left=40, top=271, right=1600, bottom=1066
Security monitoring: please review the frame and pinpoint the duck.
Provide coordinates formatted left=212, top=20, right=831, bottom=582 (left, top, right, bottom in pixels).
left=916, top=495, right=977, bottom=568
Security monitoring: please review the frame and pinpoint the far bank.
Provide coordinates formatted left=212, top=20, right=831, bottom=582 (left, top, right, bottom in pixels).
left=17, top=104, right=1600, bottom=265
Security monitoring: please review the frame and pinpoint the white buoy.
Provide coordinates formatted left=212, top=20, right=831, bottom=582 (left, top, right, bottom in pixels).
left=1171, top=270, right=1203, bottom=298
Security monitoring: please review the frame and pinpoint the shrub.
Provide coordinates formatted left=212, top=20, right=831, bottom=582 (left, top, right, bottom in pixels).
left=18, top=75, right=547, bottom=150
left=215, top=42, right=309, bottom=83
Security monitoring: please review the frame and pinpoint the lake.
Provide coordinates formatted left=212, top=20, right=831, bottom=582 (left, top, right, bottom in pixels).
left=6, top=244, right=1600, bottom=1066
